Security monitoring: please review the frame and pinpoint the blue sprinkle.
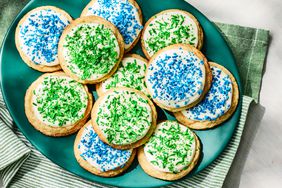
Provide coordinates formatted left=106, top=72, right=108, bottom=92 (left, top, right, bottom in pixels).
left=78, top=125, right=131, bottom=172
left=148, top=50, right=204, bottom=107
left=185, top=66, right=233, bottom=120
left=19, top=9, right=69, bottom=64
left=87, top=0, right=143, bottom=46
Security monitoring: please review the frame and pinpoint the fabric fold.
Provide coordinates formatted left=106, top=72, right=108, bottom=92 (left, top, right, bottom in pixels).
left=215, top=23, right=269, bottom=102
left=0, top=119, right=31, bottom=188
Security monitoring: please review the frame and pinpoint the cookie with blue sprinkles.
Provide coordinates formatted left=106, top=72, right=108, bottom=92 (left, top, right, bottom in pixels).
left=145, top=44, right=212, bottom=112
left=15, top=6, right=72, bottom=72
left=24, top=72, right=93, bottom=136
left=174, top=62, right=239, bottom=129
left=74, top=121, right=136, bottom=177
left=141, top=9, right=203, bottom=59
left=96, top=54, right=149, bottom=97
left=91, top=87, right=157, bottom=150
left=58, top=16, right=124, bottom=84
left=81, top=0, right=143, bottom=52
left=137, top=120, right=200, bottom=180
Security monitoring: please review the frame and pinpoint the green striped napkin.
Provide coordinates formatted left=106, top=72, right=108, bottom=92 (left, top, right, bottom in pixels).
left=0, top=2, right=269, bottom=188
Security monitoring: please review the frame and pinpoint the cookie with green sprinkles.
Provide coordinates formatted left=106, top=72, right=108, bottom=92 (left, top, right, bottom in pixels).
left=96, top=54, right=149, bottom=97
left=58, top=16, right=124, bottom=84
left=138, top=120, right=201, bottom=181
left=25, top=72, right=93, bottom=136
left=74, top=121, right=136, bottom=177
left=174, top=62, right=239, bottom=129
left=141, top=9, right=203, bottom=59
left=15, top=6, right=73, bottom=72
left=91, top=87, right=157, bottom=150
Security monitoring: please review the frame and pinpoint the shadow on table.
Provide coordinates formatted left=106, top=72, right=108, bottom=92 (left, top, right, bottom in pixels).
left=222, top=103, right=265, bottom=188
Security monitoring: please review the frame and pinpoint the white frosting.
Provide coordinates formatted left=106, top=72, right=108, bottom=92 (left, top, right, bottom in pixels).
left=143, top=10, right=199, bottom=57
left=78, top=123, right=132, bottom=172
left=18, top=8, right=70, bottom=66
left=100, top=56, right=149, bottom=96
left=84, top=0, right=143, bottom=50
left=145, top=47, right=206, bottom=109
left=62, top=23, right=120, bottom=80
left=32, top=75, right=88, bottom=127
left=181, top=65, right=233, bottom=121
left=144, top=121, right=196, bottom=173
left=96, top=90, right=152, bottom=145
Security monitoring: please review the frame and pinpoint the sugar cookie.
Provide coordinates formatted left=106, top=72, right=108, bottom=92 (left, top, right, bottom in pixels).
left=15, top=6, right=72, bottom=72
left=138, top=121, right=200, bottom=180
left=91, top=87, right=157, bottom=149
left=58, top=16, right=124, bottom=84
left=25, top=72, right=93, bottom=136
left=74, top=121, right=136, bottom=177
left=141, top=9, right=203, bottom=59
left=174, top=62, right=239, bottom=129
left=145, top=44, right=212, bottom=112
left=96, top=54, right=149, bottom=97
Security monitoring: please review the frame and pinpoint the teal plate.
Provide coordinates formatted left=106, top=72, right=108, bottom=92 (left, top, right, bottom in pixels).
left=0, top=0, right=242, bottom=187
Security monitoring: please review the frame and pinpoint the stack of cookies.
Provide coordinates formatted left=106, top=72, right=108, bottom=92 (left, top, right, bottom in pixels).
left=17, top=0, right=239, bottom=181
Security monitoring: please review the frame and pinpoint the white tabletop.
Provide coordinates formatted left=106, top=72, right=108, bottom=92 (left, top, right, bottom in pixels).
left=1, top=1, right=281, bottom=188
left=189, top=0, right=282, bottom=187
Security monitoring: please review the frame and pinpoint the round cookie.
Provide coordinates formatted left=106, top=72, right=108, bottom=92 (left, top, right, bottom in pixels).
left=96, top=54, right=149, bottom=97
left=58, top=16, right=124, bottom=84
left=74, top=121, right=136, bottom=177
left=138, top=120, right=200, bottom=181
left=141, top=9, right=203, bottom=59
left=91, top=87, right=157, bottom=150
left=145, top=44, right=212, bottom=112
left=25, top=72, right=93, bottom=136
left=81, top=0, right=143, bottom=52
left=174, top=62, right=239, bottom=129
left=15, top=6, right=72, bottom=72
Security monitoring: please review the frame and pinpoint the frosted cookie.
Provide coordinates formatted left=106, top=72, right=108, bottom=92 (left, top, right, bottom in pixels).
left=141, top=9, right=203, bottom=59
left=174, top=62, right=239, bottom=129
left=74, top=121, right=136, bottom=177
left=25, top=72, right=93, bottom=136
left=138, top=121, right=200, bottom=181
left=96, top=54, right=149, bottom=97
left=91, top=87, right=157, bottom=150
left=58, top=16, right=124, bottom=84
left=15, top=6, right=72, bottom=72
left=81, top=0, right=143, bottom=52
left=145, top=44, right=212, bottom=112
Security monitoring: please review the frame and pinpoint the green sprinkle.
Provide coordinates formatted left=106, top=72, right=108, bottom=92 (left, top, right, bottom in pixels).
left=96, top=90, right=151, bottom=145
left=145, top=13, right=197, bottom=56
left=64, top=24, right=119, bottom=80
left=102, top=58, right=150, bottom=97
left=33, top=76, right=88, bottom=126
left=144, top=121, right=196, bottom=173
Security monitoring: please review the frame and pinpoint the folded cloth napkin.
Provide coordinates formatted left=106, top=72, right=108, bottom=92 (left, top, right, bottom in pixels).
left=0, top=1, right=269, bottom=188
